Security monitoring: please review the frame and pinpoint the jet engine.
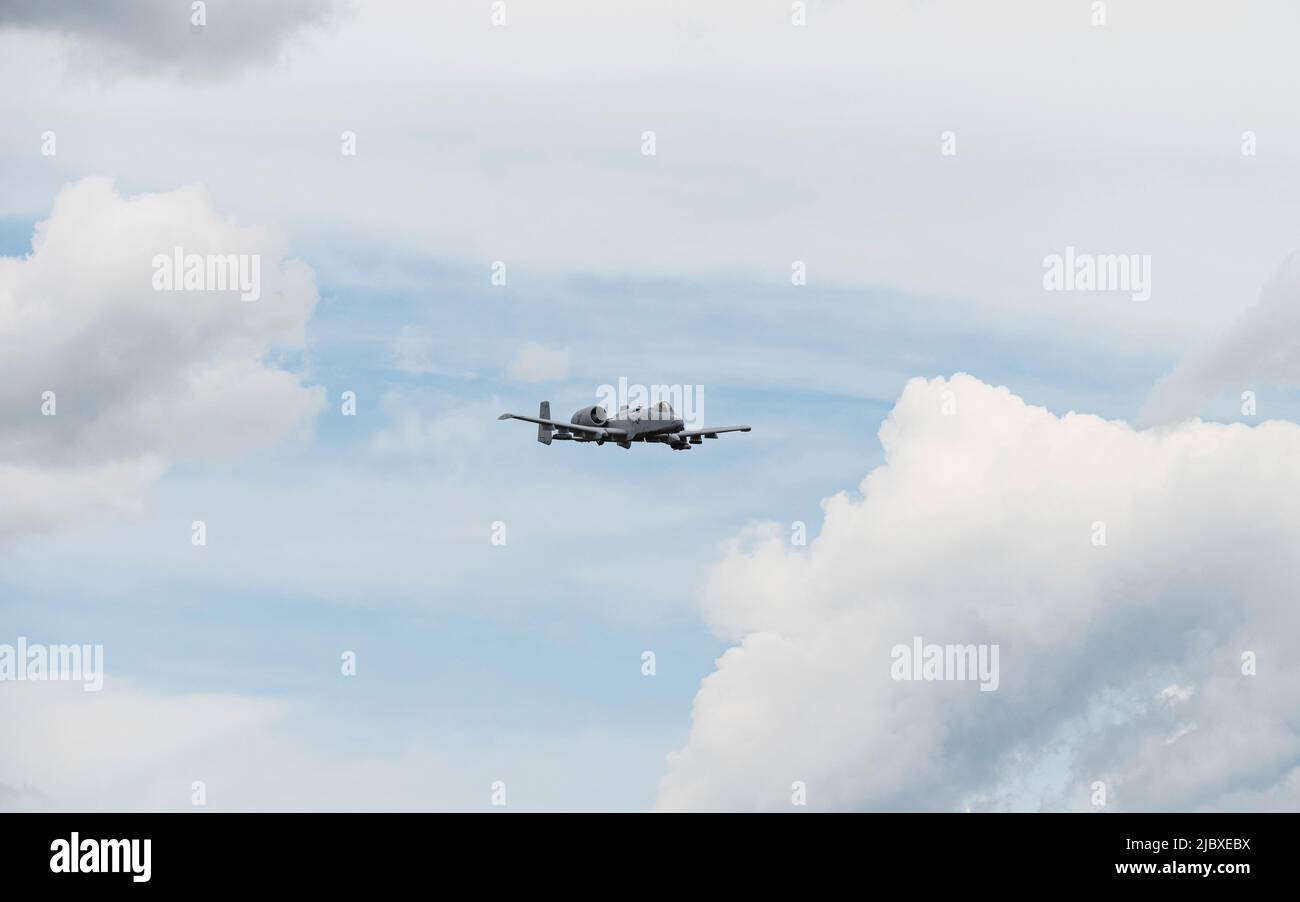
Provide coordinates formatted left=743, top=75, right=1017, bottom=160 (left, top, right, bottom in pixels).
left=571, top=405, right=608, bottom=427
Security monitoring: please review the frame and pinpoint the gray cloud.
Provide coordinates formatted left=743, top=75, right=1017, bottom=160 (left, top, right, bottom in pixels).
left=0, top=0, right=347, bottom=77
left=1142, top=252, right=1300, bottom=425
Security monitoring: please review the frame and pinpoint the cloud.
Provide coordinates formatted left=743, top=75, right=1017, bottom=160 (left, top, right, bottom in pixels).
left=509, top=342, right=571, bottom=383
left=1142, top=252, right=1300, bottom=424
left=0, top=678, right=284, bottom=810
left=4, top=0, right=1295, bottom=354
left=0, top=458, right=163, bottom=547
left=0, top=674, right=673, bottom=811
left=0, top=177, right=323, bottom=543
left=657, top=374, right=1300, bottom=811
left=0, top=0, right=347, bottom=78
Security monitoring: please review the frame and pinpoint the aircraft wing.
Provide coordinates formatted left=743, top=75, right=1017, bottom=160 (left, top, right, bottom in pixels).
left=675, top=426, right=751, bottom=439
left=497, top=413, right=628, bottom=438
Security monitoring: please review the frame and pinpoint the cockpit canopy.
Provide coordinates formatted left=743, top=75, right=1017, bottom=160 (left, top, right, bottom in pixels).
left=622, top=400, right=675, bottom=422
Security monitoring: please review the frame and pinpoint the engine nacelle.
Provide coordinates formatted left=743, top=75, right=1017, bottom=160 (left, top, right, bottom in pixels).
left=571, top=405, right=608, bottom=427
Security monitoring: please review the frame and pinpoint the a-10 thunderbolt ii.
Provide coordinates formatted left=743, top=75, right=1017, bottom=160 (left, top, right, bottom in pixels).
left=497, top=400, right=751, bottom=450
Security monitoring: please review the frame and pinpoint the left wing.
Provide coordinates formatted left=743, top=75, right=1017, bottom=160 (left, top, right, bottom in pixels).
left=674, top=425, right=751, bottom=439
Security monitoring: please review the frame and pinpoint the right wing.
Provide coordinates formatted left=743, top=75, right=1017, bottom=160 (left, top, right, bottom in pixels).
left=497, top=413, right=628, bottom=438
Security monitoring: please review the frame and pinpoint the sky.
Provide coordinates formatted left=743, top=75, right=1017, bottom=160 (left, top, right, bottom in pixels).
left=2, top=0, right=1300, bottom=812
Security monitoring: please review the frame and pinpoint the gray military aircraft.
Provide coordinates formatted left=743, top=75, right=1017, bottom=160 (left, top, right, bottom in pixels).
left=498, top=400, right=750, bottom=450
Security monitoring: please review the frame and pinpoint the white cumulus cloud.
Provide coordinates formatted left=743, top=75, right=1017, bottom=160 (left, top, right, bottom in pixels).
left=658, top=374, right=1300, bottom=811
left=0, top=177, right=323, bottom=544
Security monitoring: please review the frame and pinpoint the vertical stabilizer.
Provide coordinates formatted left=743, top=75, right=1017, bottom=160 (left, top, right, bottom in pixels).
left=537, top=401, right=553, bottom=445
